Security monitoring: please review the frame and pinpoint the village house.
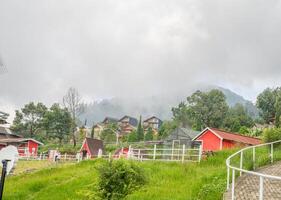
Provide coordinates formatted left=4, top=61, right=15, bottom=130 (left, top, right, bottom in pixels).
left=92, top=117, right=119, bottom=139
left=118, top=116, right=138, bottom=135
left=80, top=137, right=104, bottom=159
left=143, top=116, right=163, bottom=131
left=0, top=126, right=43, bottom=156
left=193, top=127, right=261, bottom=152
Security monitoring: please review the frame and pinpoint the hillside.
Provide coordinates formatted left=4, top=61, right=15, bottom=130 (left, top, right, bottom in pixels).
left=79, top=86, right=259, bottom=124
left=4, top=151, right=232, bottom=200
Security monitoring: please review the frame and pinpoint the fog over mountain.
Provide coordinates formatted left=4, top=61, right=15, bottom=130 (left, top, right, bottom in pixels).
left=80, top=86, right=259, bottom=125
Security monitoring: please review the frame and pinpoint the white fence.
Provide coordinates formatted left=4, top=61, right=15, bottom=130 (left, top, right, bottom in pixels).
left=226, top=140, right=281, bottom=200
left=18, top=145, right=202, bottom=163
left=124, top=145, right=202, bottom=163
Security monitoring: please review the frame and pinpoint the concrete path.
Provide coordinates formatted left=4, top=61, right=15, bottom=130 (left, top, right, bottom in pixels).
left=224, top=162, right=281, bottom=200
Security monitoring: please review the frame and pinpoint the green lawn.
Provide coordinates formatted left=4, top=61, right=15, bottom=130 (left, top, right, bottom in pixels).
left=3, top=151, right=233, bottom=200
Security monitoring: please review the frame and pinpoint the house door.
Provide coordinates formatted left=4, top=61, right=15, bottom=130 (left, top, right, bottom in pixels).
left=82, top=150, right=87, bottom=160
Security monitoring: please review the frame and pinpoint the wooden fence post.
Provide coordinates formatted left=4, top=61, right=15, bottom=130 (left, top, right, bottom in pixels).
left=153, top=145, right=157, bottom=160
left=182, top=145, right=185, bottom=163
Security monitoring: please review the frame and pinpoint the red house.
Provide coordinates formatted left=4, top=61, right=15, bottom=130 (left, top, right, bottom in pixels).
left=0, top=126, right=43, bottom=156
left=80, top=137, right=104, bottom=159
left=0, top=138, right=43, bottom=156
left=193, top=127, right=261, bottom=152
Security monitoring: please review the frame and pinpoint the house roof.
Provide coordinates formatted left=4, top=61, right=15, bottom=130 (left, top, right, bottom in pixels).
left=0, top=126, right=22, bottom=138
left=0, top=138, right=43, bottom=145
left=82, top=137, right=104, bottom=155
left=143, top=116, right=162, bottom=123
left=166, top=127, right=200, bottom=141
left=102, top=117, right=119, bottom=124
left=193, top=127, right=261, bottom=145
left=118, top=116, right=138, bottom=127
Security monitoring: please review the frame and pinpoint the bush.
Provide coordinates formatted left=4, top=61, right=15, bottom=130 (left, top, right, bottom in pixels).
left=262, top=128, right=281, bottom=143
left=95, top=159, right=147, bottom=200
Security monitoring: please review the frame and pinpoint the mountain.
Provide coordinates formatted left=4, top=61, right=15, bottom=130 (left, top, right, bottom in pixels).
left=210, top=87, right=259, bottom=118
left=79, top=86, right=259, bottom=125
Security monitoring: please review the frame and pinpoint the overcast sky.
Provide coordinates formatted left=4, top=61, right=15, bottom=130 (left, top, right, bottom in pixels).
left=1, top=0, right=281, bottom=120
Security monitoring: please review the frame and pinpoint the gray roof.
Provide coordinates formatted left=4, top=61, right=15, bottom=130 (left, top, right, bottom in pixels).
left=165, top=127, right=200, bottom=141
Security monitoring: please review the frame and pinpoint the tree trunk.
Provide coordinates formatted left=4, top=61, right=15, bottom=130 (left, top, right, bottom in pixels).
left=72, top=133, right=76, bottom=147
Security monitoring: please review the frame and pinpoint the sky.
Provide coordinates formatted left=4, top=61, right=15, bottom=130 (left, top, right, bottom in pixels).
left=1, top=0, right=281, bottom=121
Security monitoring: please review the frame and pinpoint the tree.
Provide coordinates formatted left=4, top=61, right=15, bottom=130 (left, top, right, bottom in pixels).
left=171, top=102, right=191, bottom=127
left=91, top=123, right=95, bottom=139
left=262, top=128, right=281, bottom=143
left=128, top=130, right=138, bottom=142
left=144, top=127, right=153, bottom=141
left=136, top=116, right=144, bottom=141
left=256, top=88, right=276, bottom=124
left=43, top=104, right=72, bottom=145
left=223, top=104, right=254, bottom=132
left=100, top=123, right=119, bottom=143
left=0, top=111, right=8, bottom=124
left=172, top=90, right=229, bottom=130
left=11, top=102, right=47, bottom=137
left=158, top=121, right=177, bottom=139
left=63, top=87, right=84, bottom=147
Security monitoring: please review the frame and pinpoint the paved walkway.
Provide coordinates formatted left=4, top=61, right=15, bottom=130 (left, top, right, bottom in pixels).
left=224, top=162, right=281, bottom=200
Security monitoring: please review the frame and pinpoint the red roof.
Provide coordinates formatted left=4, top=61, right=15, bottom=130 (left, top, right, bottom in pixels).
left=195, top=127, right=261, bottom=145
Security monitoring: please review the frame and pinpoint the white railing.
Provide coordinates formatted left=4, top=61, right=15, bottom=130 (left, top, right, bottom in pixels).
left=226, top=140, right=281, bottom=200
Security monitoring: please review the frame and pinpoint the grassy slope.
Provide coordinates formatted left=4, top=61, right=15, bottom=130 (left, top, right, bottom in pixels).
left=3, top=151, right=233, bottom=200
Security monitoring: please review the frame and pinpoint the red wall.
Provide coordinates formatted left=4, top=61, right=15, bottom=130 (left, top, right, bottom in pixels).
left=28, top=141, right=39, bottom=155
left=197, top=130, right=222, bottom=151
left=222, top=140, right=235, bottom=149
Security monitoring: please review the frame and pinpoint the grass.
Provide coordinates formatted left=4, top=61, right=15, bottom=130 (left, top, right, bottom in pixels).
left=3, top=150, right=234, bottom=200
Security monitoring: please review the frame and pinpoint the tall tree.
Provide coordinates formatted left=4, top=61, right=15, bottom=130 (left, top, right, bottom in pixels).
left=144, top=127, right=153, bottom=141
left=256, top=87, right=281, bottom=127
left=172, top=90, right=229, bottom=130
left=11, top=102, right=47, bottom=137
left=63, top=87, right=84, bottom=146
left=256, top=88, right=276, bottom=124
left=91, top=123, right=95, bottom=139
left=136, top=116, right=144, bottom=141
left=43, top=104, right=72, bottom=145
left=223, top=104, right=254, bottom=132
left=171, top=102, right=191, bottom=127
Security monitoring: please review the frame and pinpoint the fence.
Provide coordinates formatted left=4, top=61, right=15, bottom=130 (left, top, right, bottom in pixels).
left=18, top=145, right=202, bottom=163
left=97, top=145, right=202, bottom=163
left=226, top=140, right=281, bottom=200
left=19, top=153, right=78, bottom=162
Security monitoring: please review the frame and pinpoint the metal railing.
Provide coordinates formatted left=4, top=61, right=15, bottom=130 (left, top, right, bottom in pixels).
left=226, top=140, right=281, bottom=200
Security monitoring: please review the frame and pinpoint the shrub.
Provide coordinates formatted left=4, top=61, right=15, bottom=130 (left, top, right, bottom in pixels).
left=95, top=159, right=147, bottom=200
left=262, top=128, right=281, bottom=143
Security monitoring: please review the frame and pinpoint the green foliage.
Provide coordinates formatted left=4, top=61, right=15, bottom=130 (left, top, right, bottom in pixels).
left=144, top=127, right=153, bottom=141
left=238, top=126, right=249, bottom=135
left=262, top=128, right=281, bottom=143
left=43, top=104, right=72, bottom=144
left=128, top=130, right=138, bottom=142
left=172, top=90, right=229, bottom=130
left=11, top=102, right=47, bottom=137
left=136, top=116, right=144, bottom=141
left=256, top=87, right=281, bottom=127
left=158, top=120, right=177, bottom=139
left=91, top=123, right=95, bottom=138
left=223, top=104, right=254, bottom=132
left=171, top=102, right=191, bottom=127
left=95, top=159, right=147, bottom=200
left=100, top=123, right=118, bottom=143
